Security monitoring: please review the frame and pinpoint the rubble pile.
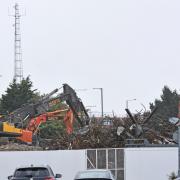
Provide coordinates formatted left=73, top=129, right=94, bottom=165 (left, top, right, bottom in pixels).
left=0, top=118, right=176, bottom=151
left=0, top=143, right=42, bottom=151
left=40, top=122, right=125, bottom=150
left=72, top=126, right=125, bottom=149
left=39, top=118, right=176, bottom=150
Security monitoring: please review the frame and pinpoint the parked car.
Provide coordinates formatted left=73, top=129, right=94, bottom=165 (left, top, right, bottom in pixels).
left=8, top=165, right=62, bottom=180
left=74, top=169, right=115, bottom=180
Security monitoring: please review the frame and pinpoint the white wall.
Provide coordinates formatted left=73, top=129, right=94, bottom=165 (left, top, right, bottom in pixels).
left=125, top=147, right=178, bottom=180
left=0, top=150, right=86, bottom=180
left=0, top=147, right=179, bottom=180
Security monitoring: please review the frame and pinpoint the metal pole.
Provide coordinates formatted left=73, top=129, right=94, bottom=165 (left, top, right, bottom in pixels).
left=93, top=88, right=104, bottom=118
left=100, top=88, right=104, bottom=118
left=178, top=126, right=180, bottom=177
left=177, top=101, right=180, bottom=178
left=126, top=100, right=128, bottom=109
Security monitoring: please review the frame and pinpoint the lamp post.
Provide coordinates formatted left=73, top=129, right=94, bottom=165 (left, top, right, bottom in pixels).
left=174, top=122, right=180, bottom=178
left=177, top=102, right=180, bottom=178
left=178, top=125, right=180, bottom=178
left=126, top=99, right=136, bottom=109
left=169, top=116, right=180, bottom=178
left=93, top=88, right=104, bottom=118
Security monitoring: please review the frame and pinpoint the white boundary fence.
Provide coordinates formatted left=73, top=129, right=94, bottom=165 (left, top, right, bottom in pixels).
left=0, top=150, right=86, bottom=180
left=125, top=147, right=178, bottom=180
left=0, top=147, right=178, bottom=180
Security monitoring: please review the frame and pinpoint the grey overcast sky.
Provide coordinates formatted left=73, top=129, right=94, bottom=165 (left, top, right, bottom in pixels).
left=0, top=0, right=180, bottom=116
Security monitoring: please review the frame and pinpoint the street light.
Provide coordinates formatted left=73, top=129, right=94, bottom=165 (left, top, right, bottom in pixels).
left=86, top=105, right=96, bottom=108
left=75, top=89, right=88, bottom=91
left=126, top=99, right=136, bottom=109
left=93, top=88, right=104, bottom=118
left=168, top=100, right=180, bottom=178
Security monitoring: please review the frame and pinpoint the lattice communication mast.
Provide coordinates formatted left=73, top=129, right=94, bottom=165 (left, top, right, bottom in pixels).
left=13, top=3, right=23, bottom=83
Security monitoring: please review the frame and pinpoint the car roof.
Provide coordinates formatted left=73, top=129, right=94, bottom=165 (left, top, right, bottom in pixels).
left=75, top=169, right=113, bottom=179
left=15, top=165, right=51, bottom=170
left=79, top=169, right=111, bottom=172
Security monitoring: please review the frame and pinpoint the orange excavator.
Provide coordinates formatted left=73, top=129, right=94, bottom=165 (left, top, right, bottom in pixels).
left=0, top=84, right=90, bottom=144
left=16, top=109, right=74, bottom=144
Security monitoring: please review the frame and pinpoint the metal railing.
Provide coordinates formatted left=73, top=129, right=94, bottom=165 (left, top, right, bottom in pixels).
left=86, top=148, right=124, bottom=180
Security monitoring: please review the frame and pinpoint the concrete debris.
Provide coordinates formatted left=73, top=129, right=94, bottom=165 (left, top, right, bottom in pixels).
left=0, top=143, right=42, bottom=151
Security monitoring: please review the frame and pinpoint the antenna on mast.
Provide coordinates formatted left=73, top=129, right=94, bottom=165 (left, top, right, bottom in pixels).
left=11, top=3, right=24, bottom=83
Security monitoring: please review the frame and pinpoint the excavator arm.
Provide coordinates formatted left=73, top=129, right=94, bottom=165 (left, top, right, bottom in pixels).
left=0, top=84, right=90, bottom=144
left=17, top=108, right=73, bottom=143
left=1, top=84, right=89, bottom=128
left=60, top=84, right=90, bottom=126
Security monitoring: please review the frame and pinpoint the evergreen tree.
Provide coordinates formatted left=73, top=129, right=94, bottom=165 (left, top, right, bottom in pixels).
left=150, top=86, right=179, bottom=119
left=168, top=172, right=177, bottom=180
left=0, top=77, right=36, bottom=114
left=149, top=86, right=179, bottom=135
